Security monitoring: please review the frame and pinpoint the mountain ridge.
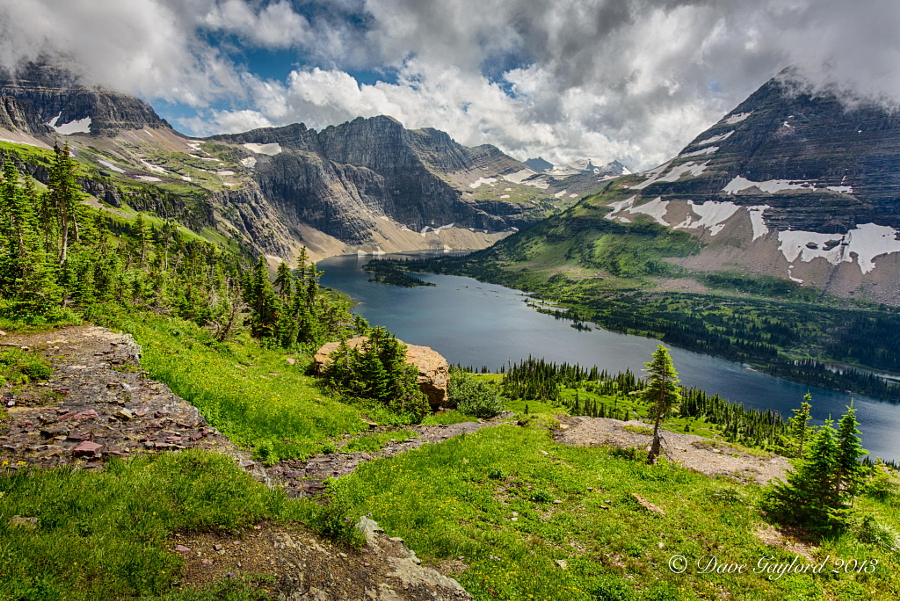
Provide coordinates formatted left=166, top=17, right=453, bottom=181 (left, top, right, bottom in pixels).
left=0, top=60, right=616, bottom=263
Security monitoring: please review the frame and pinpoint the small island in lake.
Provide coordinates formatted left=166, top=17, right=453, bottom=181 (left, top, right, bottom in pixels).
left=364, top=259, right=437, bottom=287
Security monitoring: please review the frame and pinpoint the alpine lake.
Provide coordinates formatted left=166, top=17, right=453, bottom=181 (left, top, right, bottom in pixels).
left=318, top=252, right=900, bottom=462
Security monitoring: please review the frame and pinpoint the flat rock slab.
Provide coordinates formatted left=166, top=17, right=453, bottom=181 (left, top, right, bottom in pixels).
left=553, top=416, right=791, bottom=485
left=0, top=326, right=258, bottom=476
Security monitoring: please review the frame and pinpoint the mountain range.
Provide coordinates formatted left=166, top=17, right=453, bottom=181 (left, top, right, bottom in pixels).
left=481, top=68, right=900, bottom=306
left=0, top=61, right=618, bottom=263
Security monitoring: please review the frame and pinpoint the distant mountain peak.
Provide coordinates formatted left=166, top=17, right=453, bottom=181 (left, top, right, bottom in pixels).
left=524, top=157, right=553, bottom=173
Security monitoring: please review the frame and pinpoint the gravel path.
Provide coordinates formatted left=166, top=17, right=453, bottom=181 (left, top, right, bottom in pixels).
left=270, top=418, right=512, bottom=497
left=0, top=326, right=262, bottom=479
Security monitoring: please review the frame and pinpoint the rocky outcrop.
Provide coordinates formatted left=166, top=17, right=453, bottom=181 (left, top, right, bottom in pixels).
left=314, top=337, right=450, bottom=409
left=177, top=519, right=472, bottom=601
left=214, top=116, right=548, bottom=245
left=0, top=61, right=168, bottom=135
left=0, top=326, right=264, bottom=482
left=0, top=96, right=52, bottom=134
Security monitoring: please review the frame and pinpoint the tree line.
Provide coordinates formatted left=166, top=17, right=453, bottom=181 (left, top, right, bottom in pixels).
left=0, top=145, right=362, bottom=350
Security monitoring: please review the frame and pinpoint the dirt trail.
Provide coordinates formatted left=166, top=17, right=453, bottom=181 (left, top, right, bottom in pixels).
left=274, top=419, right=510, bottom=497
left=0, top=326, right=262, bottom=478
left=0, top=325, right=478, bottom=600
left=554, top=416, right=792, bottom=485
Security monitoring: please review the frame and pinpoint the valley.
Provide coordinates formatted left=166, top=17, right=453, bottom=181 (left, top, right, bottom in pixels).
left=1, top=42, right=900, bottom=601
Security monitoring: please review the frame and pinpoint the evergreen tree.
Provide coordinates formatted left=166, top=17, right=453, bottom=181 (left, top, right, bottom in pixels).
left=835, top=401, right=867, bottom=504
left=48, top=143, right=82, bottom=265
left=642, top=344, right=681, bottom=464
left=765, top=419, right=840, bottom=529
left=785, top=393, right=814, bottom=457
left=273, top=261, right=293, bottom=300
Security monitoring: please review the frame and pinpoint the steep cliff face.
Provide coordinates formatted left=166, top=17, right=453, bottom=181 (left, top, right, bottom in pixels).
left=0, top=60, right=589, bottom=263
left=0, top=61, right=167, bottom=136
left=0, top=96, right=52, bottom=135
left=568, top=70, right=900, bottom=303
left=214, top=116, right=555, bottom=247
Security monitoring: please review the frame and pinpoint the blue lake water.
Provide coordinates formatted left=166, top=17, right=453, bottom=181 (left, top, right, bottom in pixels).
left=318, top=253, right=900, bottom=462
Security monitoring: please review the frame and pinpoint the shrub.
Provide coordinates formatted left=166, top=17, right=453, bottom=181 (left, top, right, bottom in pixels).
left=322, top=327, right=429, bottom=422
left=448, top=369, right=504, bottom=418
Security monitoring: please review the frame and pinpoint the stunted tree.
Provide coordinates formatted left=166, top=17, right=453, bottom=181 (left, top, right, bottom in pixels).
left=764, top=403, right=867, bottom=531
left=642, top=344, right=682, bottom=464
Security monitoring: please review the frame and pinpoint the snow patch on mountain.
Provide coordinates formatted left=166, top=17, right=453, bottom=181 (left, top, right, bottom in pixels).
left=723, top=177, right=813, bottom=195
left=48, top=115, right=91, bottom=135
left=242, top=142, right=282, bottom=156
left=658, top=162, right=709, bottom=183
left=778, top=223, right=900, bottom=274
left=469, top=176, right=497, bottom=188
left=724, top=112, right=752, bottom=125
left=240, top=156, right=257, bottom=168
left=696, top=131, right=733, bottom=146
left=747, top=206, right=770, bottom=240
left=680, top=146, right=718, bottom=158
left=139, top=159, right=167, bottom=174
left=97, top=159, right=124, bottom=174
left=674, top=201, right=740, bottom=236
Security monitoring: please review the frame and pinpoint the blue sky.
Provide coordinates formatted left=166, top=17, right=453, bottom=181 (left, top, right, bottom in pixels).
left=1, top=0, right=897, bottom=170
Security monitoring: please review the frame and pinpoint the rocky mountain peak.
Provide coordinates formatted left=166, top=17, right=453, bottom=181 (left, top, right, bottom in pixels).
left=0, top=59, right=168, bottom=136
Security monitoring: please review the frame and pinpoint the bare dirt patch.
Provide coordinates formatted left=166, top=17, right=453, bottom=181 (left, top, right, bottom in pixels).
left=554, top=416, right=791, bottom=485
left=174, top=519, right=471, bottom=601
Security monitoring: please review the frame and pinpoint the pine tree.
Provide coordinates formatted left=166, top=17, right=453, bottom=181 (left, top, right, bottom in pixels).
left=765, top=419, right=839, bottom=529
left=785, top=393, right=814, bottom=457
left=48, top=142, right=82, bottom=266
left=642, top=345, right=681, bottom=464
left=835, top=401, right=867, bottom=505
left=273, top=261, right=293, bottom=300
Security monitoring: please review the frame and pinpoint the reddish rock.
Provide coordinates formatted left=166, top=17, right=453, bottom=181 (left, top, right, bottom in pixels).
left=72, top=441, right=103, bottom=458
left=174, top=545, right=192, bottom=553
left=58, top=410, right=98, bottom=422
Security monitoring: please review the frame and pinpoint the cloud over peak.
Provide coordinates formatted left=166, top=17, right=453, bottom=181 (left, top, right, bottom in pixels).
left=0, top=0, right=898, bottom=170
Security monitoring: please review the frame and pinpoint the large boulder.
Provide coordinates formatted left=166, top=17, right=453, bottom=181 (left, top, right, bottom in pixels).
left=314, top=337, right=450, bottom=409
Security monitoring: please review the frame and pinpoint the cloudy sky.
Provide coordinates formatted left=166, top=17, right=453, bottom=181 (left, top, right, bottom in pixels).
left=0, top=0, right=897, bottom=170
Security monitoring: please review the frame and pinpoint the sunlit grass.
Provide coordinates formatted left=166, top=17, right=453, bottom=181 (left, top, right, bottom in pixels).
left=331, top=425, right=900, bottom=601
left=92, top=306, right=367, bottom=462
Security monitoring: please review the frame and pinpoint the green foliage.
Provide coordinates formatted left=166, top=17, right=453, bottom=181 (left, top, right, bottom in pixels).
left=783, top=393, right=814, bottom=458
left=864, top=461, right=900, bottom=500
left=364, top=259, right=436, bottom=287
left=764, top=403, right=868, bottom=532
left=0, top=449, right=371, bottom=600
left=323, top=326, right=430, bottom=422
left=501, top=356, right=789, bottom=450
left=343, top=429, right=417, bottom=453
left=0, top=450, right=279, bottom=601
left=329, top=425, right=899, bottom=601
left=93, top=306, right=366, bottom=463
left=385, top=248, right=900, bottom=402
left=853, top=514, right=899, bottom=551
left=448, top=368, right=505, bottom=418
left=0, top=347, right=52, bottom=385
